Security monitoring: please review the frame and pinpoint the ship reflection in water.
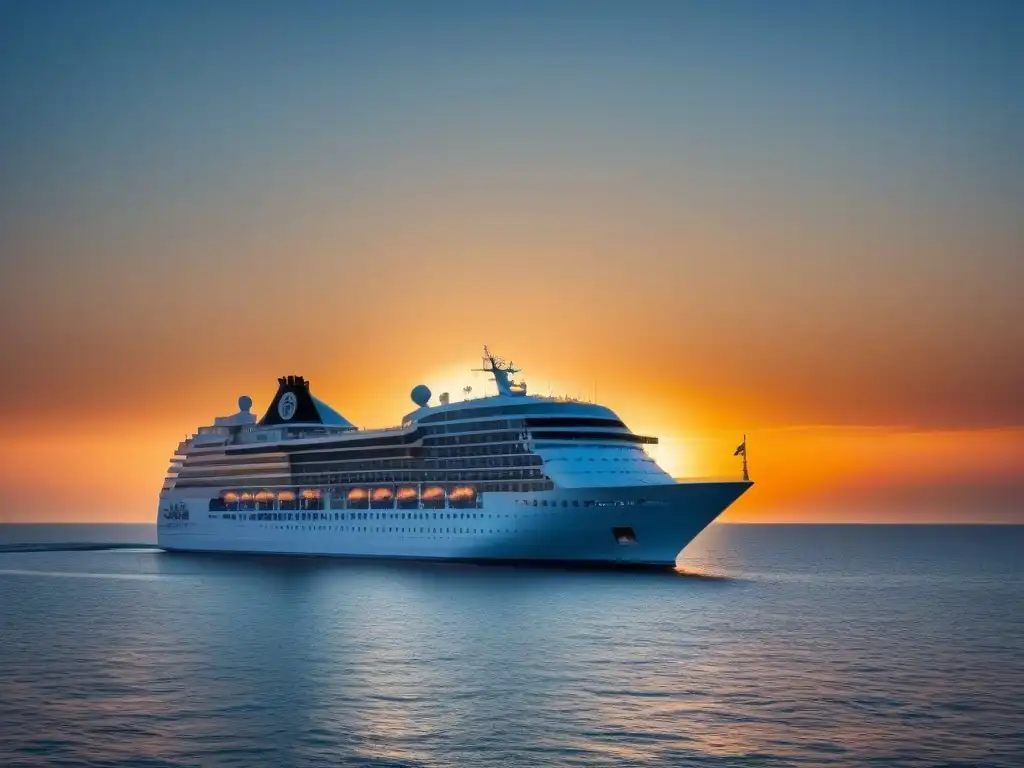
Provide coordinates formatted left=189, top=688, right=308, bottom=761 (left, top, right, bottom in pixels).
left=0, top=524, right=1021, bottom=766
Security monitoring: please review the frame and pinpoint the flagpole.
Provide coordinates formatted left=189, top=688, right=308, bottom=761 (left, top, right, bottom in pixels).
left=742, top=433, right=748, bottom=482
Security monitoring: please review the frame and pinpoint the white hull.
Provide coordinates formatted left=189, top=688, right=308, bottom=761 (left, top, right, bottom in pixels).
left=158, top=481, right=750, bottom=567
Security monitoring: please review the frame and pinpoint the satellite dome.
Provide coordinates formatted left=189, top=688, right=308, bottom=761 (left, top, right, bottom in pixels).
left=410, top=384, right=431, bottom=407
left=238, top=395, right=253, bottom=412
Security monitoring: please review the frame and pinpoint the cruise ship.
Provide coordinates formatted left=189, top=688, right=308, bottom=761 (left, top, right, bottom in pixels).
left=157, top=349, right=752, bottom=567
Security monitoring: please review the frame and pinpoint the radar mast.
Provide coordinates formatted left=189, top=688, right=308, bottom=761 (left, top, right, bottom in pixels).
left=474, top=346, right=528, bottom=397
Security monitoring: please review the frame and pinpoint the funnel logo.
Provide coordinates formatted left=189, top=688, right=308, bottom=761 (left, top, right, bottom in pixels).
left=278, top=391, right=298, bottom=420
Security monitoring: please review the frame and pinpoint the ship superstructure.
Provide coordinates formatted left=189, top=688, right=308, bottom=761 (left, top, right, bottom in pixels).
left=158, top=349, right=751, bottom=566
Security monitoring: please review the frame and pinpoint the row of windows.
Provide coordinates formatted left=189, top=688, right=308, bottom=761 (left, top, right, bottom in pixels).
left=420, top=416, right=627, bottom=433
left=292, top=454, right=543, bottom=476
left=237, top=525, right=522, bottom=536
left=206, top=482, right=561, bottom=511
left=175, top=471, right=550, bottom=491
left=194, top=498, right=638, bottom=523
left=179, top=459, right=547, bottom=487
left=422, top=420, right=521, bottom=434
left=422, top=431, right=525, bottom=447
left=325, top=481, right=553, bottom=495
left=292, top=468, right=546, bottom=483
left=213, top=510, right=518, bottom=523
left=295, top=470, right=548, bottom=487
left=178, top=446, right=542, bottom=480
left=176, top=448, right=654, bottom=483
left=232, top=430, right=423, bottom=455
left=540, top=453, right=654, bottom=462
left=211, top=499, right=324, bottom=512
left=524, top=417, right=626, bottom=429
left=531, top=431, right=657, bottom=445
left=183, top=436, right=653, bottom=484
left=419, top=402, right=587, bottom=423
left=181, top=448, right=416, bottom=475
left=213, top=496, right=482, bottom=512
left=182, top=452, right=288, bottom=468
left=182, top=417, right=540, bottom=465
left=514, top=498, right=642, bottom=508
left=429, top=445, right=531, bottom=459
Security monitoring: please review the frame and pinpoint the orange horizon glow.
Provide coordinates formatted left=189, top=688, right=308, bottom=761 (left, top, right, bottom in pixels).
left=0, top=356, right=1021, bottom=524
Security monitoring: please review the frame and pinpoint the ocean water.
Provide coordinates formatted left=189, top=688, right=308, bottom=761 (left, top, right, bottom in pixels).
left=0, top=525, right=1021, bottom=767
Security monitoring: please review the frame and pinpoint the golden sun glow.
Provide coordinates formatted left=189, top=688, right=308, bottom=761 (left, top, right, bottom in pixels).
left=1, top=358, right=1021, bottom=524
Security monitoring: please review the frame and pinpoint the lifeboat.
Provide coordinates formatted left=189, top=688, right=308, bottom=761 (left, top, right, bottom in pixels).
left=421, top=485, right=445, bottom=509
left=396, top=487, right=418, bottom=509
left=347, top=487, right=369, bottom=509
left=449, top=485, right=477, bottom=508
left=299, top=488, right=323, bottom=510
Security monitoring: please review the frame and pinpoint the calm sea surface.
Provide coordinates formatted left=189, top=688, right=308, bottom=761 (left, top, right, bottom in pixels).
left=1, top=524, right=1021, bottom=767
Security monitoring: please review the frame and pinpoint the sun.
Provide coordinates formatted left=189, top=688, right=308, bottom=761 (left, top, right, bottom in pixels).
left=420, top=362, right=493, bottom=405
left=645, top=436, right=699, bottom=480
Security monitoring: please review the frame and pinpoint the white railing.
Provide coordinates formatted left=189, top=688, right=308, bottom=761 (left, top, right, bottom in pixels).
left=671, top=475, right=750, bottom=483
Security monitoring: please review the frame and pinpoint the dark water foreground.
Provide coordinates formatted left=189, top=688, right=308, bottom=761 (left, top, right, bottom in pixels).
left=1, top=524, right=1021, bottom=767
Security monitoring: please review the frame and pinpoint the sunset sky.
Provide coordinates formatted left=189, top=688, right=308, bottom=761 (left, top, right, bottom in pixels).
left=1, top=0, right=1021, bottom=523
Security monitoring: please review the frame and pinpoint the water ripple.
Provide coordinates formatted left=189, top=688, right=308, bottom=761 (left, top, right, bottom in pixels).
left=0, top=525, right=1021, bottom=767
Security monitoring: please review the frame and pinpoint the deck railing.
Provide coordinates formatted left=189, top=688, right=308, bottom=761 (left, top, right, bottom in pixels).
left=671, top=475, right=751, bottom=483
